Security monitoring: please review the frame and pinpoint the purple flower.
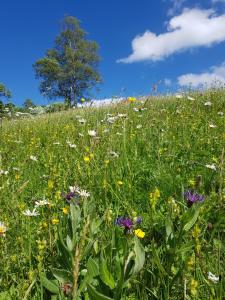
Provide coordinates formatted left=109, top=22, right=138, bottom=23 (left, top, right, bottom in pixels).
left=136, top=216, right=142, bottom=224
left=184, top=190, right=205, bottom=207
left=115, top=217, right=133, bottom=229
left=61, top=191, right=79, bottom=203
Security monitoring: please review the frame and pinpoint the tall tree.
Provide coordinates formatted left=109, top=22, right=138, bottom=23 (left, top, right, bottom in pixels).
left=0, top=83, right=12, bottom=102
left=34, top=16, right=101, bottom=106
left=23, top=98, right=36, bottom=109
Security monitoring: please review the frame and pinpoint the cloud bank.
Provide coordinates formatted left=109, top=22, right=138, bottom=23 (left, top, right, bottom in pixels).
left=118, top=8, right=225, bottom=63
left=178, top=61, right=225, bottom=87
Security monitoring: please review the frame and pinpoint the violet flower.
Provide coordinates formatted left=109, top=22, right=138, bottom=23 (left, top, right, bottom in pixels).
left=184, top=190, right=205, bottom=207
left=115, top=217, right=133, bottom=230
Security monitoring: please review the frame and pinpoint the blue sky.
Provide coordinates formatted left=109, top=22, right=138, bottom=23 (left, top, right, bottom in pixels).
left=0, top=0, right=225, bottom=105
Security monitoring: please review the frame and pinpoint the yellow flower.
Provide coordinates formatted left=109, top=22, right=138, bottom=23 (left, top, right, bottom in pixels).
left=0, top=222, right=7, bottom=237
left=48, top=180, right=54, bottom=189
left=52, top=218, right=59, bottom=225
left=104, top=160, right=110, bottom=165
left=134, top=229, right=145, bottom=239
left=192, top=225, right=201, bottom=239
left=128, top=97, right=136, bottom=103
left=117, top=180, right=123, bottom=186
left=62, top=207, right=69, bottom=215
left=15, top=174, right=20, bottom=180
left=149, top=187, right=160, bottom=210
left=81, top=97, right=85, bottom=103
left=190, top=279, right=198, bottom=296
left=84, top=156, right=90, bottom=163
left=188, top=179, right=196, bottom=188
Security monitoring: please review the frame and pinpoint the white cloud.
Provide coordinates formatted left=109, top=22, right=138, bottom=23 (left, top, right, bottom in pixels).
left=178, top=61, right=225, bottom=87
left=118, top=8, right=225, bottom=63
left=212, top=0, right=225, bottom=3
left=164, top=78, right=172, bottom=86
left=168, top=0, right=186, bottom=16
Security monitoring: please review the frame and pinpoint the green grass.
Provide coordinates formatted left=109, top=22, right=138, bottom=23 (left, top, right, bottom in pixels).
left=0, top=90, right=224, bottom=299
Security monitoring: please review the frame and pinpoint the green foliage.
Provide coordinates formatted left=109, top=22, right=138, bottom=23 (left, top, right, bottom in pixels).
left=33, top=16, right=101, bottom=106
left=23, top=98, right=36, bottom=110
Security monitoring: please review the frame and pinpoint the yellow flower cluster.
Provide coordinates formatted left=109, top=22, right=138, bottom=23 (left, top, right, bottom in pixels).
left=149, top=188, right=160, bottom=210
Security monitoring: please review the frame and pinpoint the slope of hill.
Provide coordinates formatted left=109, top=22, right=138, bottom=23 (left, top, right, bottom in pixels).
left=0, top=90, right=224, bottom=299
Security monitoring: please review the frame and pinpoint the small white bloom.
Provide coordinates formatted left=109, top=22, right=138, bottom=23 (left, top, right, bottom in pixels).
left=69, top=186, right=90, bottom=198
left=79, top=190, right=90, bottom=198
left=88, top=130, right=97, bottom=137
left=68, top=143, right=76, bottom=148
left=205, top=164, right=217, bottom=171
left=141, top=108, right=147, bottom=111
left=204, top=101, right=212, bottom=106
left=217, top=111, right=224, bottom=116
left=209, top=124, right=217, bottom=128
left=208, top=272, right=219, bottom=283
left=30, top=155, right=38, bottom=162
left=78, top=118, right=86, bottom=124
left=0, top=221, right=7, bottom=237
left=23, top=208, right=40, bottom=217
left=12, top=167, right=20, bottom=171
left=136, top=124, right=142, bottom=129
left=35, top=199, right=50, bottom=207
left=107, top=116, right=118, bottom=124
left=187, top=96, right=195, bottom=101
left=117, top=113, right=127, bottom=118
left=109, top=151, right=119, bottom=158
left=0, top=170, right=8, bottom=175
left=133, top=107, right=139, bottom=112
left=176, top=94, right=183, bottom=99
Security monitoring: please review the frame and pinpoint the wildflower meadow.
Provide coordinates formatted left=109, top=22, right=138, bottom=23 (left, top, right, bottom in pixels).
left=0, top=90, right=225, bottom=299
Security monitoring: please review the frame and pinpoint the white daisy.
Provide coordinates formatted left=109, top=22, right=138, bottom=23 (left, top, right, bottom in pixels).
left=35, top=199, right=50, bottom=207
left=217, top=111, right=224, bottom=116
left=23, top=208, right=40, bottom=217
left=88, top=130, right=97, bottom=137
left=208, top=272, right=219, bottom=283
left=79, top=190, right=90, bottom=198
left=205, top=164, right=217, bottom=171
left=0, top=170, right=8, bottom=175
left=209, top=124, right=217, bottom=128
left=204, top=101, right=212, bottom=106
left=187, top=96, right=195, bottom=101
left=109, top=151, right=119, bottom=158
left=176, top=94, right=183, bottom=99
left=78, top=118, right=86, bottom=124
left=30, top=155, right=38, bottom=161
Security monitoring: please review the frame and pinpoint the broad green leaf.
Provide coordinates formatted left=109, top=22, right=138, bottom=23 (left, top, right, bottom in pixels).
left=87, top=257, right=99, bottom=278
left=133, top=236, right=145, bottom=273
left=0, top=292, right=11, bottom=300
left=151, top=245, right=167, bottom=277
left=165, top=217, right=174, bottom=239
left=70, top=203, right=81, bottom=238
left=66, top=235, right=74, bottom=252
left=100, top=258, right=115, bottom=289
left=52, top=268, right=73, bottom=283
left=182, top=206, right=200, bottom=232
left=87, top=284, right=113, bottom=300
left=40, top=273, right=59, bottom=294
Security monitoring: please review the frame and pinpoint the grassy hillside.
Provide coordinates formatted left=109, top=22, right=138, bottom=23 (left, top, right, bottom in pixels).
left=0, top=90, right=224, bottom=299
